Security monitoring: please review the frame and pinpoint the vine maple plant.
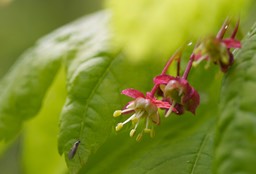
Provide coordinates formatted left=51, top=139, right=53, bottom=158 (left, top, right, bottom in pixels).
left=0, top=11, right=255, bottom=174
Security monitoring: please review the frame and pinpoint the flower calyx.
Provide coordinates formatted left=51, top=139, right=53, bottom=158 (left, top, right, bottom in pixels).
left=193, top=19, right=241, bottom=72
left=154, top=74, right=200, bottom=116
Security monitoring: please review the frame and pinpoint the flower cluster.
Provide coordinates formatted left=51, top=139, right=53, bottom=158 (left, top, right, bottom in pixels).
left=113, top=19, right=241, bottom=141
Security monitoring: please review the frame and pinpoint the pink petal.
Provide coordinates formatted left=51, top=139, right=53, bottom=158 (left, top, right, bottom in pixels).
left=154, top=100, right=171, bottom=109
left=194, top=52, right=202, bottom=61
left=153, top=75, right=176, bottom=85
left=182, top=88, right=200, bottom=114
left=121, top=88, right=145, bottom=99
left=145, top=93, right=171, bottom=109
left=175, top=78, right=193, bottom=95
left=222, top=39, right=241, bottom=48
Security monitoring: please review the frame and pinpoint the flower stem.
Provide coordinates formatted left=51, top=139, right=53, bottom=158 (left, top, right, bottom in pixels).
left=149, top=48, right=182, bottom=97
left=182, top=54, right=195, bottom=79
left=161, top=48, right=182, bottom=75
left=150, top=84, right=159, bottom=98
left=177, top=58, right=180, bottom=77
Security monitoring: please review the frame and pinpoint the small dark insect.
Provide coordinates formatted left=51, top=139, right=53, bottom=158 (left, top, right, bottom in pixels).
left=68, top=140, right=80, bottom=159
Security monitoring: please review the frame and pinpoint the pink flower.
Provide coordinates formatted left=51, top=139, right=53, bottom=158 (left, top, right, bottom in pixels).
left=193, top=20, right=241, bottom=72
left=154, top=75, right=200, bottom=115
left=113, top=88, right=171, bottom=141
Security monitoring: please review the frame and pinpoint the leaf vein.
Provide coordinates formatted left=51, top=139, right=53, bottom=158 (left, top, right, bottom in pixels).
left=189, top=133, right=209, bottom=174
left=78, top=55, right=116, bottom=140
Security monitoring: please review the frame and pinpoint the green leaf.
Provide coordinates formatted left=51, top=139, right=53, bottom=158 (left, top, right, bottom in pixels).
left=57, top=11, right=114, bottom=173
left=214, top=23, right=256, bottom=173
left=82, top=119, right=215, bottom=174
left=0, top=32, right=65, bottom=140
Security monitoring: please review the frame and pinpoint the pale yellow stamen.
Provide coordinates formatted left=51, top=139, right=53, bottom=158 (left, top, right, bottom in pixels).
left=130, top=129, right=136, bottom=137
left=136, top=133, right=143, bottom=142
left=133, top=118, right=140, bottom=129
left=136, top=110, right=144, bottom=118
left=115, top=123, right=123, bottom=131
left=165, top=101, right=176, bottom=117
left=144, top=128, right=151, bottom=133
left=123, top=114, right=136, bottom=125
left=113, top=110, right=122, bottom=117
left=132, top=117, right=139, bottom=124
left=144, top=117, right=150, bottom=131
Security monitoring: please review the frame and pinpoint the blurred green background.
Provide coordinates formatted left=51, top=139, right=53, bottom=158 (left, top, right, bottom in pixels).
left=0, top=0, right=103, bottom=78
left=106, top=0, right=255, bottom=61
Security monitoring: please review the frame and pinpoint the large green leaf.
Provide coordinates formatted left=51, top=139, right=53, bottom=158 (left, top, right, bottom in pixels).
left=0, top=8, right=102, bottom=141
left=0, top=31, right=65, bottom=140
left=214, top=24, right=256, bottom=173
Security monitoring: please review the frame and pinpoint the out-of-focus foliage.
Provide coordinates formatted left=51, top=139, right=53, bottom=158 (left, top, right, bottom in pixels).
left=0, top=0, right=12, bottom=7
left=0, top=0, right=103, bottom=77
left=106, top=0, right=251, bottom=61
left=215, top=23, right=256, bottom=174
